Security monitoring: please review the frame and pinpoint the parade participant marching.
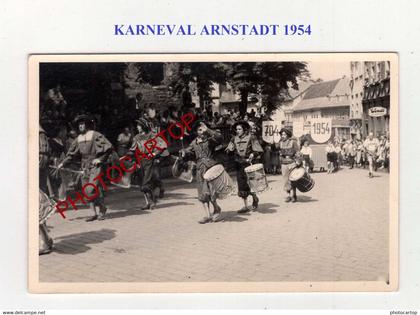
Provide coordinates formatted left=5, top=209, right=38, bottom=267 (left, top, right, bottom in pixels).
left=278, top=127, right=302, bottom=202
left=143, top=103, right=166, bottom=198
left=39, top=125, right=54, bottom=255
left=225, top=120, right=264, bottom=213
left=363, top=132, right=380, bottom=178
left=180, top=121, right=225, bottom=223
left=56, top=115, right=113, bottom=221
left=130, top=118, right=168, bottom=210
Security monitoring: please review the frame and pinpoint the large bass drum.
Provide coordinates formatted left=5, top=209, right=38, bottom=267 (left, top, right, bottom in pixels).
left=289, top=167, right=315, bottom=192
left=203, top=164, right=235, bottom=199
left=244, top=163, right=269, bottom=193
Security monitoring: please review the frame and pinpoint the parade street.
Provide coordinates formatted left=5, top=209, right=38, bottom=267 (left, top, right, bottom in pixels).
left=40, top=167, right=389, bottom=283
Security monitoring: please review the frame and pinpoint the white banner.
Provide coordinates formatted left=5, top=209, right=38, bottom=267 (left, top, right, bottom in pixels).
left=262, top=120, right=282, bottom=143
left=310, top=118, right=332, bottom=144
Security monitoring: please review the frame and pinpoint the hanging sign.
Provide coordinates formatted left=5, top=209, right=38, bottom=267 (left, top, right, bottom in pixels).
left=368, top=107, right=387, bottom=117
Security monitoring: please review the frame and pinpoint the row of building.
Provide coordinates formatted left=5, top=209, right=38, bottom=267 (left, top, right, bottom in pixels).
left=48, top=61, right=390, bottom=141
left=185, top=61, right=391, bottom=140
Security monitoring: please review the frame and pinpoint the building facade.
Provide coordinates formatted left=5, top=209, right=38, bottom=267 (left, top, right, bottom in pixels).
left=362, top=61, right=391, bottom=137
left=350, top=61, right=390, bottom=138
left=271, top=80, right=313, bottom=125
left=291, top=77, right=351, bottom=140
left=349, top=62, right=364, bottom=140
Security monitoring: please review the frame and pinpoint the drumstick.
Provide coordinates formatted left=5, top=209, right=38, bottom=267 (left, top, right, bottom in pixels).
left=49, top=165, right=83, bottom=174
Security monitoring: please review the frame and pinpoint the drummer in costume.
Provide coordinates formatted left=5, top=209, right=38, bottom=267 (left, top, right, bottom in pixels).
left=56, top=115, right=113, bottom=221
left=225, top=121, right=264, bottom=213
left=143, top=103, right=166, bottom=198
left=39, top=125, right=54, bottom=255
left=130, top=118, right=168, bottom=210
left=278, top=127, right=302, bottom=202
left=180, top=121, right=224, bottom=224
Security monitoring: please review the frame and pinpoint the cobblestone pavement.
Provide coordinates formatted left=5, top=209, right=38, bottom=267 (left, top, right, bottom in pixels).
left=39, top=167, right=389, bottom=283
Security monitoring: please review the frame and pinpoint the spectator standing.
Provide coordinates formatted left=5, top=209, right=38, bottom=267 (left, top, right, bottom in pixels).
left=117, top=127, right=132, bottom=157
left=300, top=140, right=313, bottom=173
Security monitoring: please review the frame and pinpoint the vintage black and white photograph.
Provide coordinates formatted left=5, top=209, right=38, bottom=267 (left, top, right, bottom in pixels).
left=28, top=53, right=398, bottom=292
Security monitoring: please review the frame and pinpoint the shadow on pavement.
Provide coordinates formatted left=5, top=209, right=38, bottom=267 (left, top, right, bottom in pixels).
left=254, top=203, right=278, bottom=214
left=101, top=208, right=151, bottom=220
left=297, top=195, right=318, bottom=203
left=68, top=207, right=150, bottom=221
left=53, top=228, right=116, bottom=255
left=163, top=192, right=196, bottom=200
left=153, top=201, right=195, bottom=210
left=219, top=210, right=249, bottom=222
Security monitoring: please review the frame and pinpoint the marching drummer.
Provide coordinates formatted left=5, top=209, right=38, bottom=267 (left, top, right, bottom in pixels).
left=180, top=121, right=224, bottom=224
left=39, top=125, right=53, bottom=255
left=56, top=115, right=113, bottom=221
left=225, top=120, right=264, bottom=213
left=129, top=118, right=168, bottom=210
left=278, top=127, right=302, bottom=203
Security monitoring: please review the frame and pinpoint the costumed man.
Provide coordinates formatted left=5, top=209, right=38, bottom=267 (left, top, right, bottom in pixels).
left=39, top=125, right=54, bottom=255
left=56, top=115, right=113, bottom=221
left=143, top=103, right=166, bottom=198
left=180, top=121, right=225, bottom=224
left=278, top=127, right=302, bottom=202
left=130, top=118, right=168, bottom=210
left=225, top=120, right=264, bottom=213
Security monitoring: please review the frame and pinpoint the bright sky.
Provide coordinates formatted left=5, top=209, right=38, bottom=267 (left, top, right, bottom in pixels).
left=306, top=61, right=351, bottom=81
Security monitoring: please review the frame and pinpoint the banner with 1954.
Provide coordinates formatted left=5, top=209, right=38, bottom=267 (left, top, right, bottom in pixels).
left=309, top=118, right=333, bottom=143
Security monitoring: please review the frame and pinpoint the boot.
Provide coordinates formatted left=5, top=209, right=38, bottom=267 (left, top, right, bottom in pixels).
left=158, top=187, right=165, bottom=199
left=98, top=204, right=107, bottom=221
left=212, top=204, right=223, bottom=222
left=141, top=192, right=156, bottom=210
left=251, top=194, right=259, bottom=210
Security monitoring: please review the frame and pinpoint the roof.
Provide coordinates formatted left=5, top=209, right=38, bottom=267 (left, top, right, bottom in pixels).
left=286, top=80, right=313, bottom=99
left=303, top=79, right=340, bottom=99
left=293, top=77, right=351, bottom=112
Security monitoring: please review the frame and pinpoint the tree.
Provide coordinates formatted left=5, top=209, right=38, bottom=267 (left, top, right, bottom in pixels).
left=257, top=62, right=309, bottom=115
left=224, top=62, right=259, bottom=116
left=166, top=62, right=227, bottom=109
left=224, top=62, right=309, bottom=116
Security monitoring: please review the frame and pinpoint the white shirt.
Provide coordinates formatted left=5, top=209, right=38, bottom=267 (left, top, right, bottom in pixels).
left=363, top=138, right=380, bottom=153
left=300, top=146, right=312, bottom=158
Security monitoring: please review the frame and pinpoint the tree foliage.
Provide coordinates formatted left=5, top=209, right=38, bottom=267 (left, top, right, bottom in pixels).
left=135, top=61, right=309, bottom=115
left=166, top=62, right=227, bottom=108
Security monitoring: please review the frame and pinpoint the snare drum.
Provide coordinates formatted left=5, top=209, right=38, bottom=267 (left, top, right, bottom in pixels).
left=203, top=164, right=235, bottom=199
left=244, top=163, right=269, bottom=193
left=39, top=189, right=56, bottom=224
left=288, top=167, right=315, bottom=192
